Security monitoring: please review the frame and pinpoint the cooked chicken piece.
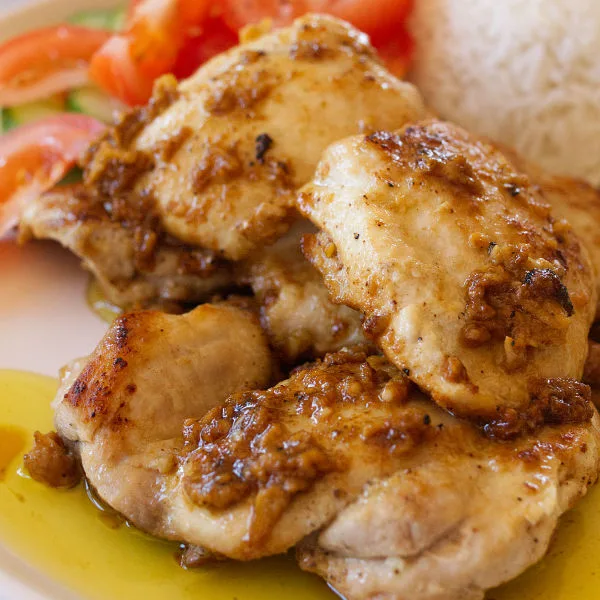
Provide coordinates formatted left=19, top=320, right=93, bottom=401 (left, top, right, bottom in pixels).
left=52, top=303, right=272, bottom=533
left=52, top=347, right=599, bottom=600
left=299, top=120, right=597, bottom=421
left=237, top=221, right=368, bottom=361
left=500, top=147, right=600, bottom=319
left=81, top=14, right=426, bottom=261
left=19, top=185, right=233, bottom=309
left=297, top=384, right=599, bottom=600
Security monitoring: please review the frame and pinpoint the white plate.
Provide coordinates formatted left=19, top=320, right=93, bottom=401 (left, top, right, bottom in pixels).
left=0, top=2, right=118, bottom=597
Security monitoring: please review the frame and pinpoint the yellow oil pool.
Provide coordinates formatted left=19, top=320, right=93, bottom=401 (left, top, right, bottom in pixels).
left=0, top=369, right=598, bottom=600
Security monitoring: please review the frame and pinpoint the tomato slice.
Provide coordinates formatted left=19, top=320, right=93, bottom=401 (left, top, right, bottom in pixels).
left=322, top=0, right=412, bottom=39
left=372, top=28, right=414, bottom=78
left=128, top=0, right=183, bottom=74
left=91, top=0, right=212, bottom=105
left=221, top=0, right=412, bottom=37
left=221, top=0, right=306, bottom=30
left=221, top=0, right=415, bottom=76
left=0, top=26, right=112, bottom=107
left=172, top=17, right=239, bottom=80
left=90, top=35, right=156, bottom=106
left=0, top=114, right=105, bottom=237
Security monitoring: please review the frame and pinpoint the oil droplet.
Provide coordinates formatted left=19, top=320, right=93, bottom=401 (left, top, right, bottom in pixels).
left=87, top=277, right=122, bottom=324
left=0, top=425, right=26, bottom=481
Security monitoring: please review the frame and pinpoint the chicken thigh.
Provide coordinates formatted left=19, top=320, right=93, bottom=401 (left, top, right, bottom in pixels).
left=299, top=120, right=596, bottom=422
left=50, top=303, right=272, bottom=532
left=81, top=14, right=426, bottom=260
left=20, top=186, right=232, bottom=309
left=48, top=346, right=600, bottom=600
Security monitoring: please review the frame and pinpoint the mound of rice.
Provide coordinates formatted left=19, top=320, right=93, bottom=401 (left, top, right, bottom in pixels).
left=409, top=0, right=600, bottom=185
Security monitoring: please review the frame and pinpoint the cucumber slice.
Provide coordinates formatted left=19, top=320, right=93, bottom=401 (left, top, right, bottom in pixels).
left=3, top=95, right=66, bottom=129
left=68, top=7, right=127, bottom=32
left=58, top=167, right=84, bottom=186
left=1, top=108, right=17, bottom=133
left=67, top=87, right=123, bottom=124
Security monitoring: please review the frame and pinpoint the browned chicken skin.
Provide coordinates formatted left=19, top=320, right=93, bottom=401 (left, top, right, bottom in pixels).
left=299, top=120, right=597, bottom=422
left=81, top=14, right=426, bottom=261
left=20, top=185, right=232, bottom=310
left=51, top=304, right=272, bottom=533
left=46, top=345, right=600, bottom=600
left=498, top=144, right=600, bottom=319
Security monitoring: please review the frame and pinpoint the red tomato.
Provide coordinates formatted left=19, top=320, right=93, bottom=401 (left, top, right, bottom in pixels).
left=127, top=0, right=210, bottom=31
left=0, top=26, right=111, bottom=107
left=178, top=0, right=212, bottom=32
left=323, top=0, right=413, bottom=39
left=0, top=114, right=104, bottom=237
left=91, top=0, right=212, bottom=105
left=221, top=0, right=307, bottom=30
left=89, top=35, right=155, bottom=106
left=172, top=17, right=239, bottom=80
left=221, top=0, right=412, bottom=37
left=371, top=27, right=414, bottom=78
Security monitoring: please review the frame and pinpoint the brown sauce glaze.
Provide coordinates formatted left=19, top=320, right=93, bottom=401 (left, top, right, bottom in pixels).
left=483, top=378, right=593, bottom=440
left=23, top=431, right=81, bottom=488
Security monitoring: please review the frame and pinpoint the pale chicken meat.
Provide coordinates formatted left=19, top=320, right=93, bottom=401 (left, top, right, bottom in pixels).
left=51, top=303, right=272, bottom=532
left=298, top=386, right=599, bottom=600
left=46, top=347, right=600, bottom=600
left=82, top=14, right=426, bottom=260
left=237, top=221, right=368, bottom=361
left=501, top=149, right=600, bottom=319
left=299, top=120, right=597, bottom=420
left=485, top=146, right=600, bottom=390
left=19, top=186, right=232, bottom=309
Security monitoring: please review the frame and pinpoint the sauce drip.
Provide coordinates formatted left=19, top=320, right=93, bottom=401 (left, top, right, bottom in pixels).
left=0, top=368, right=599, bottom=599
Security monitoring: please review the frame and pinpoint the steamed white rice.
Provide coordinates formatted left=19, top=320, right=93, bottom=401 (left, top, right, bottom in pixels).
left=409, top=0, right=600, bottom=185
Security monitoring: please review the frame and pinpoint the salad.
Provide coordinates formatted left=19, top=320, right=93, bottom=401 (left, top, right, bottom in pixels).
left=0, top=0, right=413, bottom=237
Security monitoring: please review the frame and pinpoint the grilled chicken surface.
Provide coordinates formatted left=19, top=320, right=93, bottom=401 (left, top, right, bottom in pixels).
left=502, top=149, right=600, bottom=319
left=81, top=13, right=426, bottom=261
left=50, top=345, right=599, bottom=600
left=21, top=13, right=425, bottom=312
left=299, top=120, right=597, bottom=420
left=20, top=186, right=232, bottom=309
left=53, top=304, right=272, bottom=532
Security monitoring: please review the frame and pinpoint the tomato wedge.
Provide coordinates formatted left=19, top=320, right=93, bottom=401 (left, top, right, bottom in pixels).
left=221, top=0, right=412, bottom=37
left=0, top=25, right=112, bottom=107
left=221, top=0, right=305, bottom=30
left=89, top=35, right=155, bottom=106
left=172, top=17, right=239, bottom=80
left=371, top=28, right=414, bottom=78
left=0, top=114, right=104, bottom=237
left=221, top=0, right=415, bottom=77
left=91, top=0, right=212, bottom=105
